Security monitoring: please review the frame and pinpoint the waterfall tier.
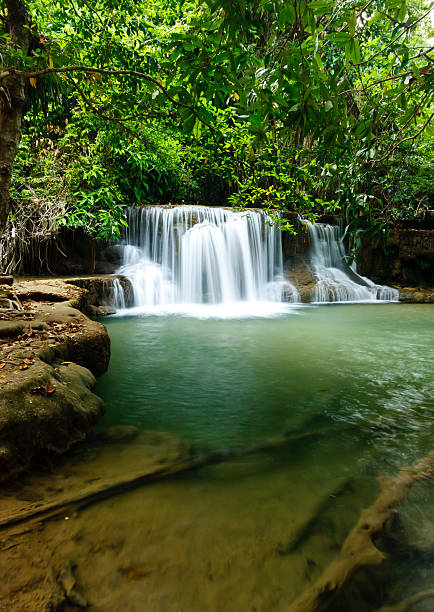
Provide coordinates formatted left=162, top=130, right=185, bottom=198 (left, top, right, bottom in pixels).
left=112, top=206, right=398, bottom=315
left=303, top=220, right=399, bottom=302
left=114, top=206, right=299, bottom=316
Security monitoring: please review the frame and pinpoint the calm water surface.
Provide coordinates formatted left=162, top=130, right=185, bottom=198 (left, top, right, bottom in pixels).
left=97, top=303, right=433, bottom=458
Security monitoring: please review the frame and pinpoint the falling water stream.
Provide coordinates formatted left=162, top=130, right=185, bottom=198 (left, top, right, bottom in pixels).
left=112, top=206, right=398, bottom=315
left=303, top=220, right=399, bottom=302
left=113, top=206, right=298, bottom=316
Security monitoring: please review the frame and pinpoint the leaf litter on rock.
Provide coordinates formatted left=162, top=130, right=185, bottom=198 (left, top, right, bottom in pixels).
left=30, top=383, right=56, bottom=396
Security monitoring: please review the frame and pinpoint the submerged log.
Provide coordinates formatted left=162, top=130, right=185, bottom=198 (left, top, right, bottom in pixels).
left=0, top=424, right=358, bottom=531
left=287, top=450, right=434, bottom=612
left=276, top=477, right=351, bottom=555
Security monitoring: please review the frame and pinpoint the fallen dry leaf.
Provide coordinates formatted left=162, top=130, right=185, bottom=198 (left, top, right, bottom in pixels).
left=0, top=363, right=5, bottom=369
left=30, top=382, right=56, bottom=396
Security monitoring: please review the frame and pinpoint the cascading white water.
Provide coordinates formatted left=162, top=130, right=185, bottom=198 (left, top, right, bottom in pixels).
left=303, top=220, right=399, bottom=302
left=111, top=278, right=126, bottom=309
left=114, top=206, right=299, bottom=316
left=111, top=207, right=398, bottom=314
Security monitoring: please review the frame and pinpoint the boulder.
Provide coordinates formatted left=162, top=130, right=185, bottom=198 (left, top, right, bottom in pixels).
left=0, top=357, right=105, bottom=481
left=0, top=278, right=112, bottom=481
left=284, top=263, right=317, bottom=302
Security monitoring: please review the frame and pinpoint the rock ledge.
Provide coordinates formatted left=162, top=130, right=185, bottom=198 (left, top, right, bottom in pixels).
left=0, top=277, right=118, bottom=481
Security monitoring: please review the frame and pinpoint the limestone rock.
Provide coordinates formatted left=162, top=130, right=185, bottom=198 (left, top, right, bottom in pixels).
left=0, top=277, right=113, bottom=481
left=284, top=263, right=317, bottom=302
left=397, top=286, right=434, bottom=303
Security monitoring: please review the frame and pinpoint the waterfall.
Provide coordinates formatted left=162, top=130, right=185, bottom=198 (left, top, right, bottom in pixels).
left=303, top=220, right=399, bottom=302
left=112, top=278, right=126, bottom=309
left=111, top=206, right=398, bottom=314
left=114, top=206, right=299, bottom=316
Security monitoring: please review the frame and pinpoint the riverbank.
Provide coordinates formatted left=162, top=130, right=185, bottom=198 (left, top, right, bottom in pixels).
left=0, top=277, right=129, bottom=481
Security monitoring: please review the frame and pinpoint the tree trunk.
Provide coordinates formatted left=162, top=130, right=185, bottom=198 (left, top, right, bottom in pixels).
left=0, top=0, right=35, bottom=238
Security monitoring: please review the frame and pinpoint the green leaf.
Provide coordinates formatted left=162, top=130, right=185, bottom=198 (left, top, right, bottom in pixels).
left=314, top=53, right=324, bottom=70
left=250, top=112, right=262, bottom=128
left=308, top=1, right=331, bottom=17
left=278, top=4, right=295, bottom=27
left=348, top=10, right=356, bottom=37
left=327, top=32, right=351, bottom=43
left=350, top=39, right=361, bottom=64
left=367, top=12, right=381, bottom=27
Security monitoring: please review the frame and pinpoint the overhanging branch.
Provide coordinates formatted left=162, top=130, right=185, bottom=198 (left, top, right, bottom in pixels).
left=0, top=65, right=214, bottom=131
left=374, top=110, right=434, bottom=163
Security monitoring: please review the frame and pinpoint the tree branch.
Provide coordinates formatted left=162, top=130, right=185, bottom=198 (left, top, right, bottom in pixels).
left=374, top=110, right=434, bottom=163
left=408, top=46, right=434, bottom=62
left=356, top=5, right=434, bottom=67
left=346, top=70, right=412, bottom=93
left=80, top=0, right=106, bottom=31
left=0, top=65, right=215, bottom=130
left=65, top=0, right=95, bottom=35
left=65, top=76, right=151, bottom=144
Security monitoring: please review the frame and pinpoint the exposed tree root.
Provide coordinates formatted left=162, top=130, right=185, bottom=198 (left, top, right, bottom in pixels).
left=57, top=560, right=88, bottom=608
left=0, top=424, right=356, bottom=531
left=377, top=589, right=434, bottom=612
left=0, top=421, right=414, bottom=533
left=287, top=450, right=434, bottom=612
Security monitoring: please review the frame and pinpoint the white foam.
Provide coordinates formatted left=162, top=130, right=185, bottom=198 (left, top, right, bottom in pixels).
left=112, top=300, right=302, bottom=320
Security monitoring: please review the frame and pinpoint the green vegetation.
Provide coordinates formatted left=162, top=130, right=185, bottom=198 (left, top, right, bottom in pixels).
left=0, top=0, right=433, bottom=269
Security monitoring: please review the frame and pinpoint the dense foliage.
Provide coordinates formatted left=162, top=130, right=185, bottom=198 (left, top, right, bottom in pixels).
left=1, top=0, right=433, bottom=265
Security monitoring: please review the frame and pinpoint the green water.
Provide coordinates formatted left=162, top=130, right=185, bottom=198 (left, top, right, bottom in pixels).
left=97, top=303, right=433, bottom=462
left=94, top=303, right=434, bottom=610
